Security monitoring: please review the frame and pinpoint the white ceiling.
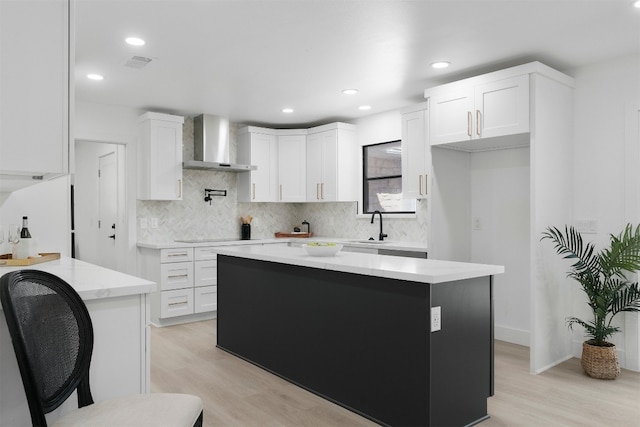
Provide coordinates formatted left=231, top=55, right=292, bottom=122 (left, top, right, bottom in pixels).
left=75, top=0, right=640, bottom=128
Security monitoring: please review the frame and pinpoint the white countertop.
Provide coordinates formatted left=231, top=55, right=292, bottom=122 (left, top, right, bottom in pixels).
left=137, top=237, right=429, bottom=253
left=0, top=257, right=156, bottom=301
left=213, top=245, right=504, bottom=284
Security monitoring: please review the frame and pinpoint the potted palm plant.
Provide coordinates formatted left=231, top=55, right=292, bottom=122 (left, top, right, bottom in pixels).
left=541, top=224, right=640, bottom=379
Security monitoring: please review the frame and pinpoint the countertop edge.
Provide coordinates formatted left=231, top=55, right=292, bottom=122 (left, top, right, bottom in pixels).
left=0, top=257, right=157, bottom=302
left=213, top=246, right=503, bottom=284
left=137, top=237, right=429, bottom=253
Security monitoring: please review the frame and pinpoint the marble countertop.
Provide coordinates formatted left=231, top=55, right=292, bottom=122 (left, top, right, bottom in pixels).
left=0, top=257, right=156, bottom=301
left=213, top=245, right=503, bottom=284
left=137, top=237, right=429, bottom=253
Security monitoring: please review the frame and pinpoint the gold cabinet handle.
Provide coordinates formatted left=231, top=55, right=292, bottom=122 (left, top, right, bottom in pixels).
left=279, top=184, right=282, bottom=200
left=316, top=183, right=320, bottom=200
left=167, top=252, right=188, bottom=257
left=321, top=183, right=324, bottom=200
left=178, top=179, right=182, bottom=198
left=252, top=183, right=256, bottom=200
left=419, top=175, right=423, bottom=195
left=476, top=110, right=481, bottom=137
left=467, top=111, right=472, bottom=137
left=168, top=300, right=188, bottom=306
left=425, top=174, right=428, bottom=195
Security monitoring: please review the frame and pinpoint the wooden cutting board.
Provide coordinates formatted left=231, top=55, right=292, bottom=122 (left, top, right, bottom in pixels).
left=274, top=232, right=313, bottom=238
left=0, top=252, right=61, bottom=266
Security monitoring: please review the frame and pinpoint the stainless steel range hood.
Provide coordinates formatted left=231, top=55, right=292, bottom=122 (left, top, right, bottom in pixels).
left=183, top=114, right=256, bottom=172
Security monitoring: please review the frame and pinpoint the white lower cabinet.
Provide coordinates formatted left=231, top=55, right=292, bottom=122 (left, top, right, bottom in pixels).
left=138, top=246, right=218, bottom=325
left=161, top=289, right=194, bottom=318
left=195, top=286, right=217, bottom=313
left=160, top=261, right=193, bottom=291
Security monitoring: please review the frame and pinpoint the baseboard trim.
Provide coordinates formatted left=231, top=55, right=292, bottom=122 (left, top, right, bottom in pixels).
left=151, top=311, right=216, bottom=328
left=533, top=354, right=574, bottom=374
left=495, top=325, right=529, bottom=347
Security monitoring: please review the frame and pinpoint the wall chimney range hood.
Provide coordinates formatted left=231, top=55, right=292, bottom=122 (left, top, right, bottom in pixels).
left=183, top=114, right=256, bottom=172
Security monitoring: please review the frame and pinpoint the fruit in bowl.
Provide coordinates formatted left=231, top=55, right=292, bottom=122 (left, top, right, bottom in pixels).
left=302, top=242, right=343, bottom=257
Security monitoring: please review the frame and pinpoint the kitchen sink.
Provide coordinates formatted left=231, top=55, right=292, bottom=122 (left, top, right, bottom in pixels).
left=352, top=239, right=388, bottom=244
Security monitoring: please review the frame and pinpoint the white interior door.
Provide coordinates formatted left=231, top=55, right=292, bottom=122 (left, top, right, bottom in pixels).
left=98, top=151, right=118, bottom=270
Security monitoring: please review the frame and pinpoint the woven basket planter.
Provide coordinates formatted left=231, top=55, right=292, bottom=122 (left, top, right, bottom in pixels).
left=581, top=340, right=620, bottom=379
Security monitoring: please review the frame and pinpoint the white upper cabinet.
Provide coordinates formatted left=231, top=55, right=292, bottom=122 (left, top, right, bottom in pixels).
left=306, top=123, right=357, bottom=202
left=237, top=127, right=278, bottom=202
left=0, top=0, right=70, bottom=192
left=474, top=75, right=529, bottom=139
left=428, top=73, right=529, bottom=148
left=401, top=103, right=430, bottom=200
left=277, top=132, right=307, bottom=202
left=137, top=113, right=185, bottom=200
left=429, top=91, right=474, bottom=146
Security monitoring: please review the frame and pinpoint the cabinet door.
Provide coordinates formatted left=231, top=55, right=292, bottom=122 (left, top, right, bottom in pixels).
left=401, top=109, right=430, bottom=200
left=160, top=261, right=194, bottom=291
left=137, top=114, right=184, bottom=200
left=194, top=247, right=217, bottom=261
left=194, top=260, right=217, bottom=287
left=0, top=0, right=69, bottom=180
left=306, top=133, right=324, bottom=201
left=160, top=247, right=193, bottom=263
left=250, top=133, right=278, bottom=202
left=160, top=289, right=194, bottom=318
left=194, top=286, right=217, bottom=313
left=319, top=130, right=339, bottom=201
left=278, top=134, right=306, bottom=202
left=430, top=90, right=474, bottom=145
left=474, top=74, right=529, bottom=139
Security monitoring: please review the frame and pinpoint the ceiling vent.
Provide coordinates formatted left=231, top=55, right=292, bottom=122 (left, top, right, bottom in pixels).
left=124, top=56, right=153, bottom=69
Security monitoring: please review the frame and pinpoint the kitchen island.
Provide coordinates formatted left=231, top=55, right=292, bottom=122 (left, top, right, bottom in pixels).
left=0, top=257, right=156, bottom=426
left=214, top=245, right=504, bottom=427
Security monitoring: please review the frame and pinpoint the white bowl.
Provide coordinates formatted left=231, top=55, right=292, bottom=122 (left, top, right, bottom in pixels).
left=302, top=243, right=343, bottom=257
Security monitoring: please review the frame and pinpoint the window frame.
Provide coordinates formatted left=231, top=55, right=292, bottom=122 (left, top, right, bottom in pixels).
left=362, top=140, right=415, bottom=215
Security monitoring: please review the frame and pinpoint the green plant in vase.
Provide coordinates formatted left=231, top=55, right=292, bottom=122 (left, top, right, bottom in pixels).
left=541, top=223, right=640, bottom=379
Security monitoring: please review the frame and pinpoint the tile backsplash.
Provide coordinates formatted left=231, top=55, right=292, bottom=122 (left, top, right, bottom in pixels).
left=137, top=117, right=428, bottom=243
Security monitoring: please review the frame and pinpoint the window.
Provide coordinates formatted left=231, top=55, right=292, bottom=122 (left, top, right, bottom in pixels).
left=362, top=140, right=416, bottom=214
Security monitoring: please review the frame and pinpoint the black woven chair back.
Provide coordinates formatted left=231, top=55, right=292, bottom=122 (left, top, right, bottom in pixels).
left=0, top=270, right=95, bottom=426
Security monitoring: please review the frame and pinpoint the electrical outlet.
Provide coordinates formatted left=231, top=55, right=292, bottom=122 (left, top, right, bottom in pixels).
left=139, top=218, right=148, bottom=229
left=431, top=306, right=441, bottom=332
left=150, top=218, right=159, bottom=229
left=473, top=217, right=482, bottom=231
left=576, top=219, right=598, bottom=234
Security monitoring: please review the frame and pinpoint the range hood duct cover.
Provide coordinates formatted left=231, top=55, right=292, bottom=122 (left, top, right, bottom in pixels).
left=183, top=114, right=256, bottom=172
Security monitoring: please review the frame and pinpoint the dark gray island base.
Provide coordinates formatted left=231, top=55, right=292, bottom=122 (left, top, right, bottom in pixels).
left=217, top=254, right=494, bottom=427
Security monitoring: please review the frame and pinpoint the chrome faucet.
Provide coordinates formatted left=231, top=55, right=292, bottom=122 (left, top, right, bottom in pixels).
left=371, top=210, right=387, bottom=241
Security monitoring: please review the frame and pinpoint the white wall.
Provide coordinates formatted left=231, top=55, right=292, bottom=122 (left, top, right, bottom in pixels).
left=74, top=101, right=141, bottom=274
left=571, top=53, right=640, bottom=369
left=471, top=147, right=530, bottom=345
left=0, top=175, right=71, bottom=257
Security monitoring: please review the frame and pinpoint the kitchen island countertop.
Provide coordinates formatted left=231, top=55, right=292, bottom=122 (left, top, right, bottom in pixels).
left=213, top=244, right=503, bottom=284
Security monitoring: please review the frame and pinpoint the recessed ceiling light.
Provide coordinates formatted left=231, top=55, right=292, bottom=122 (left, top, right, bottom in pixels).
left=342, top=89, right=359, bottom=95
left=125, top=37, right=145, bottom=46
left=358, top=105, right=371, bottom=111
left=635, top=0, right=640, bottom=8
left=282, top=108, right=294, bottom=113
left=87, top=74, right=104, bottom=81
left=431, top=61, right=451, bottom=69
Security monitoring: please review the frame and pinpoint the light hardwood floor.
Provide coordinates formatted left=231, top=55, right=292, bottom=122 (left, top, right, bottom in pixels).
left=151, top=320, right=640, bottom=426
